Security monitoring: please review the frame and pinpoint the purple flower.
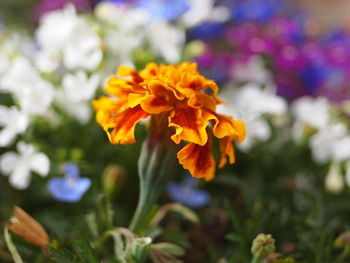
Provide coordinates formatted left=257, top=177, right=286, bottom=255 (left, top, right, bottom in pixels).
left=95, top=0, right=132, bottom=4
left=48, top=163, right=91, bottom=202
left=167, top=176, right=210, bottom=209
left=34, top=0, right=92, bottom=21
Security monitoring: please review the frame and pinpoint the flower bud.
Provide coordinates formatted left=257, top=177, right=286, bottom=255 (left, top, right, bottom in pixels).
left=183, top=41, right=205, bottom=60
left=251, top=233, right=275, bottom=258
left=325, top=163, right=344, bottom=193
left=6, top=206, right=50, bottom=247
left=335, top=232, right=350, bottom=248
left=102, top=164, right=126, bottom=196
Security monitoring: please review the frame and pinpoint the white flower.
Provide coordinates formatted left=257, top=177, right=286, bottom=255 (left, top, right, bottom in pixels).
left=98, top=6, right=147, bottom=67
left=36, top=5, right=80, bottom=51
left=56, top=71, right=100, bottom=123
left=95, top=2, right=149, bottom=31
left=0, top=106, right=28, bottom=147
left=35, top=4, right=102, bottom=72
left=63, top=71, right=100, bottom=103
left=291, top=96, right=330, bottom=129
left=62, top=27, right=103, bottom=70
left=35, top=49, right=61, bottom=73
left=181, top=0, right=230, bottom=27
left=325, top=163, right=344, bottom=193
left=1, top=57, right=54, bottom=116
left=104, top=30, right=143, bottom=66
left=291, top=96, right=332, bottom=143
left=218, top=84, right=287, bottom=150
left=310, top=123, right=350, bottom=164
left=147, top=22, right=185, bottom=63
left=232, top=56, right=272, bottom=85
left=0, top=142, right=50, bottom=189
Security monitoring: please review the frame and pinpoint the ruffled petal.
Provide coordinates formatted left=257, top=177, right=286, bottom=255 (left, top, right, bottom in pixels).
left=232, top=120, right=246, bottom=143
left=177, top=141, right=216, bottom=181
left=92, top=97, right=129, bottom=126
left=219, top=136, right=235, bottom=168
left=140, top=94, right=174, bottom=114
left=212, top=114, right=246, bottom=142
left=169, top=107, right=208, bottom=146
left=117, top=65, right=135, bottom=76
left=106, top=105, right=149, bottom=144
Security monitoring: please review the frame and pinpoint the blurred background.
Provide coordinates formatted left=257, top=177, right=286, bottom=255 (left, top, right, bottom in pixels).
left=2, top=0, right=350, bottom=262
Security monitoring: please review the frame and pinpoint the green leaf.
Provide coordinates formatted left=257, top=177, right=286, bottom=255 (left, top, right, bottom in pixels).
left=152, top=242, right=185, bottom=257
left=72, top=233, right=99, bottom=263
left=149, top=248, right=183, bottom=263
left=226, top=233, right=243, bottom=243
left=48, top=246, right=79, bottom=263
left=170, top=204, right=200, bottom=225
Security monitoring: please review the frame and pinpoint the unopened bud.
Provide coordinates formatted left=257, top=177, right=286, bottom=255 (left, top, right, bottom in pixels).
left=184, top=41, right=206, bottom=58
left=6, top=206, right=50, bottom=247
left=102, top=164, right=126, bottom=196
left=335, top=232, right=350, bottom=248
left=325, top=163, right=344, bottom=193
left=251, top=233, right=275, bottom=258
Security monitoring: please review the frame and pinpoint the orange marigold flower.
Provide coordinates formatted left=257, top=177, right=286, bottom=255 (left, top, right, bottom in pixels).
left=93, top=62, right=246, bottom=180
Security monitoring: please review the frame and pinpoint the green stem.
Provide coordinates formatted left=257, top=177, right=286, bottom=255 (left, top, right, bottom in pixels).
left=129, top=128, right=178, bottom=234
left=4, top=228, right=24, bottom=263
left=251, top=255, right=263, bottom=263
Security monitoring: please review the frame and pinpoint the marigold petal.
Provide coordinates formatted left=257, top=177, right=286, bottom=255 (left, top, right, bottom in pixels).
left=92, top=97, right=128, bottom=125
left=117, top=65, right=135, bottom=76
left=105, top=77, right=135, bottom=98
left=106, top=105, right=149, bottom=144
left=205, top=80, right=218, bottom=94
left=232, top=120, right=246, bottom=143
left=212, top=114, right=246, bottom=142
left=128, top=93, right=145, bottom=108
left=140, top=95, right=174, bottom=114
left=140, top=62, right=159, bottom=78
left=169, top=107, right=208, bottom=146
left=187, top=93, right=217, bottom=110
left=219, top=136, right=235, bottom=168
left=177, top=142, right=216, bottom=181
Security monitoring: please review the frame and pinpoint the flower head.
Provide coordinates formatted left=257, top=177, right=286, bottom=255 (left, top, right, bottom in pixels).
left=47, top=163, right=91, bottom=202
left=93, top=62, right=245, bottom=180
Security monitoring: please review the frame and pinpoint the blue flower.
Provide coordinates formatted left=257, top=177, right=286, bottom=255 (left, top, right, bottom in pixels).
left=48, top=163, right=91, bottom=202
left=189, top=22, right=224, bottom=41
left=135, top=0, right=190, bottom=21
left=167, top=176, right=210, bottom=208
left=231, top=0, right=282, bottom=23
